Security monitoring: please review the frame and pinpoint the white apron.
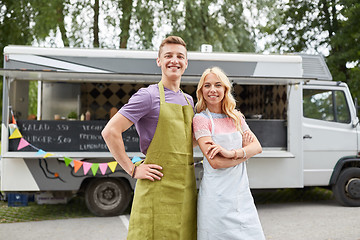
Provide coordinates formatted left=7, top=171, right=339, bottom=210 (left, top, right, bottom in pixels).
left=197, top=109, right=265, bottom=240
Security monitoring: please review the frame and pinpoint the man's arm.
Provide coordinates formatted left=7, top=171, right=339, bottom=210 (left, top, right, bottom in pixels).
left=102, top=113, right=163, bottom=181
left=102, top=113, right=135, bottom=175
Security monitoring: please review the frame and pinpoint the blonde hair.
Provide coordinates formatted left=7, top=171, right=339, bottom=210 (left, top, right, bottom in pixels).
left=195, top=67, right=243, bottom=131
left=158, top=36, right=187, bottom=57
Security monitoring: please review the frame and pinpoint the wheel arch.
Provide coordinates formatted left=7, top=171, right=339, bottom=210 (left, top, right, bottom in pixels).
left=329, top=156, right=360, bottom=185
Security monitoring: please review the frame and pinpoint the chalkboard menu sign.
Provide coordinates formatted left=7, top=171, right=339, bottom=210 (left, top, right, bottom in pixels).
left=8, top=120, right=140, bottom=152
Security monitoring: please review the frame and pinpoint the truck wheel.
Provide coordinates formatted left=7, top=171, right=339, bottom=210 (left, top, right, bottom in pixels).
left=332, top=167, right=360, bottom=207
left=85, top=178, right=132, bottom=217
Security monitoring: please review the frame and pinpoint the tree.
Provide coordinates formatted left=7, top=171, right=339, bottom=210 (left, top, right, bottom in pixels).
left=118, top=0, right=133, bottom=48
left=162, top=0, right=255, bottom=52
left=31, top=0, right=70, bottom=46
left=0, top=0, right=34, bottom=122
left=327, top=0, right=360, bottom=97
left=258, top=0, right=360, bottom=99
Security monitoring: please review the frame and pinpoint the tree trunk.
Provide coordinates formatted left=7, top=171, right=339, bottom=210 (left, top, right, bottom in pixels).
left=56, top=1, right=69, bottom=47
left=119, top=0, right=133, bottom=49
left=93, top=0, right=100, bottom=48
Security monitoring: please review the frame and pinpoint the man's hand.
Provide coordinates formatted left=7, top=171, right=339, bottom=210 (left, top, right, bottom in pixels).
left=134, top=163, right=163, bottom=181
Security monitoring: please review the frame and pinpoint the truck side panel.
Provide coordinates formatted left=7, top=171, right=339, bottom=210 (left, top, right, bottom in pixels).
left=247, top=84, right=304, bottom=188
left=1, top=158, right=40, bottom=191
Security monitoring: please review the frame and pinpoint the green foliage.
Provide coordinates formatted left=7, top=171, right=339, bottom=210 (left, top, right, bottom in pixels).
left=258, top=0, right=360, bottom=100
left=0, top=0, right=34, bottom=123
left=0, top=0, right=257, bottom=125
left=164, top=0, right=255, bottom=52
left=28, top=81, right=38, bottom=116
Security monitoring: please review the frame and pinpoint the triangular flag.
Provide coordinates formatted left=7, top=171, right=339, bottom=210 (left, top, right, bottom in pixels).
left=9, top=128, right=22, bottom=139
left=83, top=162, right=92, bottom=175
left=36, top=149, right=46, bottom=156
left=132, top=156, right=142, bottom=163
left=108, top=161, right=118, bottom=172
left=64, top=157, right=73, bottom=166
left=74, top=160, right=83, bottom=173
left=99, top=163, right=108, bottom=175
left=43, top=153, right=54, bottom=158
left=17, top=138, right=30, bottom=150
left=8, top=124, right=18, bottom=135
left=91, top=163, right=99, bottom=176
left=12, top=115, right=17, bottom=125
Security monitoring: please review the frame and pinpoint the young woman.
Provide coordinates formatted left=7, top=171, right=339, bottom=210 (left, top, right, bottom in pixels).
left=193, top=67, right=265, bottom=239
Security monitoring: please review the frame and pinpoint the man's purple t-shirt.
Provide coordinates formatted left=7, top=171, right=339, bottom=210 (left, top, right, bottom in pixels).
left=119, top=84, right=194, bottom=155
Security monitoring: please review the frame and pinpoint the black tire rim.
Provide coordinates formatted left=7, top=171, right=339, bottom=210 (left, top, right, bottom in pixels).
left=93, top=181, right=122, bottom=210
left=345, top=178, right=360, bottom=199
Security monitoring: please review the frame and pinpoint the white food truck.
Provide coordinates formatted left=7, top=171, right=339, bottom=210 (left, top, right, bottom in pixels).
left=1, top=46, right=359, bottom=216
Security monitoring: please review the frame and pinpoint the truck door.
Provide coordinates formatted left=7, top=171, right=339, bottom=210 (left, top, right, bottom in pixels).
left=302, top=84, right=357, bottom=186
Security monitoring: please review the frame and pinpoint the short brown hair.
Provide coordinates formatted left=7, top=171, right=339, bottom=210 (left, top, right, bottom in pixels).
left=158, top=36, right=187, bottom=57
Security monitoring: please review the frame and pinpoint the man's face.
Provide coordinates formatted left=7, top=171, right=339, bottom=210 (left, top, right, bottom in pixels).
left=157, top=44, right=188, bottom=80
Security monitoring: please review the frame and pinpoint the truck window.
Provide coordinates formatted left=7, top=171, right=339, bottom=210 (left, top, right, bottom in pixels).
left=303, top=89, right=350, bottom=123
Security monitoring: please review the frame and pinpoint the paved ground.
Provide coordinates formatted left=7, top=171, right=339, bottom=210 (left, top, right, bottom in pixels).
left=258, top=200, right=360, bottom=240
left=1, top=198, right=359, bottom=240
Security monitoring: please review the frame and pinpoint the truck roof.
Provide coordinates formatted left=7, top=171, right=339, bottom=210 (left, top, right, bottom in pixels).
left=1, top=45, right=332, bottom=84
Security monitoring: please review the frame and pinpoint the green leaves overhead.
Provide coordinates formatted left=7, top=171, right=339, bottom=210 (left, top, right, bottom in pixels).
left=164, top=0, right=255, bottom=52
left=0, top=0, right=255, bottom=51
left=258, top=0, right=360, bottom=99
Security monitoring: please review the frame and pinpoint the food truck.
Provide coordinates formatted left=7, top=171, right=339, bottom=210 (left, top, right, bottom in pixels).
left=1, top=46, right=360, bottom=216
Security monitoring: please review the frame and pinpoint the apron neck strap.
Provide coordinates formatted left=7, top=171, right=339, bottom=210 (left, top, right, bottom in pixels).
left=158, top=81, right=190, bottom=105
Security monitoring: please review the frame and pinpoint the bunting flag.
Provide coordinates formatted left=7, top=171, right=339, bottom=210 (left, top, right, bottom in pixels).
left=17, top=138, right=30, bottom=150
left=9, top=124, right=17, bottom=135
left=12, top=114, right=17, bottom=125
left=91, top=163, right=99, bottom=176
left=99, top=163, right=108, bottom=175
left=9, top=128, right=22, bottom=139
left=8, top=114, right=128, bottom=176
left=64, top=157, right=73, bottom=166
left=36, top=149, right=46, bottom=156
left=83, top=162, right=92, bottom=175
left=73, top=160, right=83, bottom=173
left=108, top=161, right=118, bottom=172
left=132, top=156, right=142, bottom=163
left=43, top=153, right=54, bottom=158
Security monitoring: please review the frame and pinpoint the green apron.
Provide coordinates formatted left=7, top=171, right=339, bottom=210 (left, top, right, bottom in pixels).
left=127, top=81, right=197, bottom=240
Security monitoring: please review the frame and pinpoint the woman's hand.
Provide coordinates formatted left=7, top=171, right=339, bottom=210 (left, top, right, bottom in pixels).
left=134, top=163, right=163, bottom=181
left=242, top=131, right=254, bottom=147
left=204, top=141, right=234, bottom=160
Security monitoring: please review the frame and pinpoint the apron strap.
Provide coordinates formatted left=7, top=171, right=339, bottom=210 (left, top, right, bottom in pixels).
left=206, top=108, right=215, bottom=135
left=158, top=81, right=191, bottom=105
left=158, top=81, right=166, bottom=104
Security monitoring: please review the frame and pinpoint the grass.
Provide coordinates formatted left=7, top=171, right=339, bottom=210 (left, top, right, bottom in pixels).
left=0, top=196, right=94, bottom=223
left=0, top=187, right=334, bottom=224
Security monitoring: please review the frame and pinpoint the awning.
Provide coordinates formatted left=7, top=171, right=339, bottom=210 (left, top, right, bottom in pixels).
left=0, top=69, right=310, bottom=85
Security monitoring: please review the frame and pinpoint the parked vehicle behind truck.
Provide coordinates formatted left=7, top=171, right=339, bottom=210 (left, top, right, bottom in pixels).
left=1, top=46, right=359, bottom=216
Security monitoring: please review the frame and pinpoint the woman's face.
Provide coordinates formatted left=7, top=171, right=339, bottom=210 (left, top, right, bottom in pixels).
left=202, top=73, right=225, bottom=110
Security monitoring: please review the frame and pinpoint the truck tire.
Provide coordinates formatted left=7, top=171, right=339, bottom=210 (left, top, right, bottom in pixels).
left=332, top=167, right=360, bottom=207
left=85, top=178, right=132, bottom=217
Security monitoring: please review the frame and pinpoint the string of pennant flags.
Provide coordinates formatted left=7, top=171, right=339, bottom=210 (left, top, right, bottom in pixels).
left=8, top=113, right=142, bottom=176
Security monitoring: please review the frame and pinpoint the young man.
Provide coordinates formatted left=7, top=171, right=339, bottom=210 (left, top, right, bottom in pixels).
left=101, top=36, right=197, bottom=239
